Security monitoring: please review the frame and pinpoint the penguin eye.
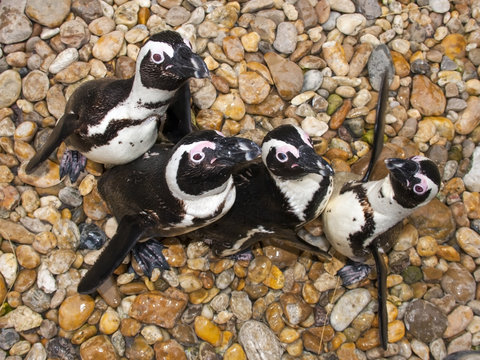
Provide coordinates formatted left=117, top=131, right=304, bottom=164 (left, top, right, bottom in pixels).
left=190, top=152, right=205, bottom=163
left=151, top=52, right=164, bottom=64
left=413, top=184, right=427, bottom=195
left=276, top=152, right=288, bottom=162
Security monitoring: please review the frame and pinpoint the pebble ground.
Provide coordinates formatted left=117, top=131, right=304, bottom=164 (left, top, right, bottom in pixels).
left=1, top=0, right=480, bottom=359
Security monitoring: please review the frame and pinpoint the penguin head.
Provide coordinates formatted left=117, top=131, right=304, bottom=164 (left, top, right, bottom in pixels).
left=166, top=131, right=261, bottom=197
left=386, top=156, right=440, bottom=208
left=137, top=30, right=209, bottom=91
left=262, top=125, right=334, bottom=180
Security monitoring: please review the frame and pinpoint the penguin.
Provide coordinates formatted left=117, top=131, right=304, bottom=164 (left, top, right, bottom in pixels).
left=321, top=71, right=441, bottom=350
left=25, top=30, right=209, bottom=182
left=77, top=130, right=261, bottom=294
left=188, top=124, right=334, bottom=258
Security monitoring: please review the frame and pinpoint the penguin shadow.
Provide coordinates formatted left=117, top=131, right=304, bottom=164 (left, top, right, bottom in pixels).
left=318, top=66, right=441, bottom=351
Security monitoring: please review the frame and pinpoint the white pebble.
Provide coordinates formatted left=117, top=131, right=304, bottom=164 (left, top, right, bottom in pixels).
left=330, top=288, right=371, bottom=331
left=301, top=116, right=329, bottom=137
left=37, top=263, right=57, bottom=293
left=336, top=14, right=366, bottom=36
left=0, top=253, right=17, bottom=287
left=464, top=146, right=480, bottom=192
left=48, top=48, right=79, bottom=75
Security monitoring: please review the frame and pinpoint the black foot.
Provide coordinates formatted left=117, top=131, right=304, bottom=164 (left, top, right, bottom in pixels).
left=228, top=248, right=254, bottom=261
left=59, top=149, right=87, bottom=182
left=337, top=262, right=371, bottom=286
left=131, top=239, right=170, bottom=277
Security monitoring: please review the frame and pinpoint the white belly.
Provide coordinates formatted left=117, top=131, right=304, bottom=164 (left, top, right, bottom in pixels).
left=84, top=117, right=158, bottom=165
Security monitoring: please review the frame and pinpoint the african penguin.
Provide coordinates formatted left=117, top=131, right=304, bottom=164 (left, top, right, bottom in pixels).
left=321, top=71, right=441, bottom=350
left=25, top=30, right=209, bottom=182
left=188, top=124, right=334, bottom=258
left=77, top=130, right=261, bottom=294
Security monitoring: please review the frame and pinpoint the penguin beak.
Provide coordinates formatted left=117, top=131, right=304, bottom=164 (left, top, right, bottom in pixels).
left=212, top=137, right=261, bottom=166
left=172, top=46, right=210, bottom=79
left=297, top=146, right=334, bottom=177
left=385, top=158, right=419, bottom=182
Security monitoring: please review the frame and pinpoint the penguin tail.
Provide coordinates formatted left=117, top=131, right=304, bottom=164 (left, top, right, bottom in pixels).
left=25, top=113, right=79, bottom=173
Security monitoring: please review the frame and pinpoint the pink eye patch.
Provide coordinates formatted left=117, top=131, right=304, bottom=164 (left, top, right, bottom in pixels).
left=413, top=175, right=428, bottom=195
left=276, top=144, right=299, bottom=158
left=190, top=141, right=215, bottom=154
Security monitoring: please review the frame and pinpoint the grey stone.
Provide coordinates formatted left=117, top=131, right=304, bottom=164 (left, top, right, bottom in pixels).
left=273, top=22, right=298, bottom=54
left=354, top=0, right=382, bottom=19
left=404, top=299, right=448, bottom=343
left=367, top=44, right=394, bottom=91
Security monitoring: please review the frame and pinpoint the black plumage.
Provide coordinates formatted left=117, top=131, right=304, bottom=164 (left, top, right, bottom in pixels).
left=77, top=130, right=260, bottom=294
left=26, top=30, right=209, bottom=182
left=189, top=124, right=334, bottom=258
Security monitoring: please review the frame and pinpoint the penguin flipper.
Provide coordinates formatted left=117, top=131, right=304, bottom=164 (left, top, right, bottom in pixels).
left=362, top=70, right=389, bottom=183
left=371, top=244, right=388, bottom=350
left=77, top=214, right=148, bottom=294
left=25, top=113, right=79, bottom=173
left=163, top=81, right=193, bottom=143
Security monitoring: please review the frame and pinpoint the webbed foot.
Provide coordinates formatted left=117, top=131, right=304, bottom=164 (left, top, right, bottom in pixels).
left=131, top=239, right=170, bottom=277
left=60, top=149, right=87, bottom=182
left=337, top=262, right=371, bottom=286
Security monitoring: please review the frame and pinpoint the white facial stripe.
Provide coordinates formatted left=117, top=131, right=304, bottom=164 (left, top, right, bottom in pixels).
left=262, top=139, right=295, bottom=164
left=294, top=125, right=312, bottom=147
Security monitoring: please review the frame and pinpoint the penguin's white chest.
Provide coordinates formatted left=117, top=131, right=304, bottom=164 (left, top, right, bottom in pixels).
left=84, top=116, right=159, bottom=165
left=322, top=191, right=367, bottom=260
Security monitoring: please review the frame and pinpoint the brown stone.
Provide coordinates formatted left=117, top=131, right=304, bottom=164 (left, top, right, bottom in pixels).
left=441, top=33, right=467, bottom=59
left=59, top=294, right=95, bottom=331
left=264, top=52, right=303, bottom=100
left=79, top=335, right=118, bottom=360
left=408, top=198, right=455, bottom=240
left=330, top=99, right=352, bottom=130
left=129, top=289, right=187, bottom=328
left=410, top=75, right=446, bottom=116
left=391, top=51, right=410, bottom=77
left=153, top=339, right=187, bottom=360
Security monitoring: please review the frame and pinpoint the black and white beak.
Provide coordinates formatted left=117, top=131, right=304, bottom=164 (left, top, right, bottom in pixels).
left=210, top=137, right=261, bottom=166
left=171, top=46, right=209, bottom=80
left=385, top=158, right=419, bottom=182
left=297, top=145, right=334, bottom=177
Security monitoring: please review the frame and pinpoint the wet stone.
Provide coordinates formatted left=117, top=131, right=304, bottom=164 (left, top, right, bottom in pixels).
left=153, top=339, right=186, bottom=360
left=129, top=290, right=187, bottom=329
left=441, top=263, right=476, bottom=304
left=59, top=294, right=95, bottom=331
left=78, top=223, right=106, bottom=250
left=280, top=293, right=312, bottom=326
left=79, top=335, right=117, bottom=360
left=58, top=186, right=83, bottom=207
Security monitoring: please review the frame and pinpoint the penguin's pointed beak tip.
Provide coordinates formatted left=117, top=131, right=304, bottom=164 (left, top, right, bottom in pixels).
left=216, top=137, right=261, bottom=164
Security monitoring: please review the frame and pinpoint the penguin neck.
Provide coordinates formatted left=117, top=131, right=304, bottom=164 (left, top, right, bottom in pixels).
left=269, top=171, right=324, bottom=223
left=365, top=177, right=413, bottom=228
left=130, top=75, right=176, bottom=109
left=165, top=163, right=236, bottom=221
